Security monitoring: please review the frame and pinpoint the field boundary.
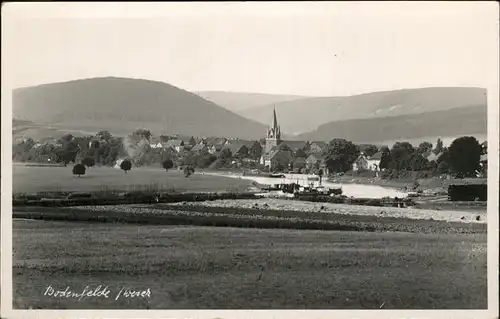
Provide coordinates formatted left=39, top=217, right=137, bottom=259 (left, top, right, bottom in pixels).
left=13, top=204, right=486, bottom=234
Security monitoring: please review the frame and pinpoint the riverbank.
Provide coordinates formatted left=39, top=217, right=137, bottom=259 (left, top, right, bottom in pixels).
left=328, top=174, right=487, bottom=193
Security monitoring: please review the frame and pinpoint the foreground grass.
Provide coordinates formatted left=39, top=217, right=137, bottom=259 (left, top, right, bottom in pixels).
left=13, top=166, right=254, bottom=194
left=13, top=220, right=487, bottom=309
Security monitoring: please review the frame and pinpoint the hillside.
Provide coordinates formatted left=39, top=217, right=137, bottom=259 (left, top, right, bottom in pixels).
left=240, top=87, right=487, bottom=134
left=12, top=77, right=267, bottom=139
left=296, top=104, right=487, bottom=144
left=194, top=91, right=310, bottom=113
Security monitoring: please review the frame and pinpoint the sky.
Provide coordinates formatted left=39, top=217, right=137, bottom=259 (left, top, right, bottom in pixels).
left=2, top=2, right=498, bottom=97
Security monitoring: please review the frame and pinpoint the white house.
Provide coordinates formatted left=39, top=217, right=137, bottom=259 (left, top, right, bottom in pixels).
left=353, top=152, right=382, bottom=171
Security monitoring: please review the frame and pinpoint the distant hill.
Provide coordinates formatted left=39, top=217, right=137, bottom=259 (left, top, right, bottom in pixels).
left=12, top=118, right=97, bottom=142
left=12, top=77, right=267, bottom=139
left=296, top=104, right=487, bottom=145
left=194, top=91, right=310, bottom=113
left=240, top=87, right=487, bottom=135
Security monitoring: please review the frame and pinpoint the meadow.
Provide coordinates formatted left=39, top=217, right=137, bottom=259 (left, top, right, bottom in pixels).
left=13, top=219, right=487, bottom=309
left=13, top=165, right=254, bottom=194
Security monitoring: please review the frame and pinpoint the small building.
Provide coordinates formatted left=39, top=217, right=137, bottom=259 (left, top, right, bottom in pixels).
left=309, top=141, right=327, bottom=154
left=222, top=142, right=249, bottom=158
left=190, top=144, right=208, bottom=153
left=164, top=139, right=185, bottom=152
left=353, top=152, right=382, bottom=171
left=281, top=140, right=310, bottom=154
left=202, top=137, right=228, bottom=147
left=291, top=157, right=307, bottom=172
left=306, top=154, right=326, bottom=170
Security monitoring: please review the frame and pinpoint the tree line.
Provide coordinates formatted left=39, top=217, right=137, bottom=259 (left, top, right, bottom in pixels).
left=321, top=136, right=487, bottom=178
left=13, top=129, right=487, bottom=179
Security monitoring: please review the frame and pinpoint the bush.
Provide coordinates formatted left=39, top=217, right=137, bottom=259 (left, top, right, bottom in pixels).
left=81, top=157, right=95, bottom=168
left=120, top=159, right=132, bottom=174
left=162, top=159, right=174, bottom=171
left=72, top=164, right=86, bottom=177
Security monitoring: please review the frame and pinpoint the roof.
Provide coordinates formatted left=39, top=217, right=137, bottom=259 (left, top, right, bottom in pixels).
left=270, top=149, right=292, bottom=160
left=293, top=157, right=307, bottom=164
left=176, top=135, right=195, bottom=144
left=223, top=142, right=248, bottom=154
left=190, top=144, right=207, bottom=152
left=310, top=141, right=327, bottom=148
left=150, top=137, right=162, bottom=144
left=368, top=152, right=383, bottom=160
left=426, top=152, right=442, bottom=162
left=306, top=154, right=324, bottom=162
left=281, top=140, right=309, bottom=151
left=203, top=137, right=227, bottom=146
left=164, top=139, right=184, bottom=147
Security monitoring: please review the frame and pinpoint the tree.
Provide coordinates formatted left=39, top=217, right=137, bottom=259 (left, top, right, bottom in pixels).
left=409, top=154, right=429, bottom=171
left=318, top=168, right=324, bottom=185
left=390, top=142, right=415, bottom=171
left=417, top=141, right=433, bottom=155
left=322, top=139, right=360, bottom=173
left=162, top=159, right=174, bottom=171
left=82, top=157, right=95, bottom=168
left=197, top=154, right=217, bottom=168
left=437, top=161, right=450, bottom=174
left=447, top=136, right=482, bottom=178
left=481, top=141, right=487, bottom=155
left=184, top=165, right=195, bottom=177
left=72, top=163, right=86, bottom=177
left=218, top=148, right=233, bottom=167
left=120, top=159, right=132, bottom=174
left=433, top=138, right=444, bottom=155
left=363, top=145, right=379, bottom=158
left=133, top=129, right=152, bottom=141
left=96, top=130, right=113, bottom=142
left=379, top=147, right=392, bottom=170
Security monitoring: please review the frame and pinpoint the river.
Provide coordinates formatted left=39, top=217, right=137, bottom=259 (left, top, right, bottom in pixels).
left=206, top=172, right=409, bottom=199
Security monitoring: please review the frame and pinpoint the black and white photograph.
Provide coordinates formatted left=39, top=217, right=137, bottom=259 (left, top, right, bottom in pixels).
left=1, top=2, right=498, bottom=318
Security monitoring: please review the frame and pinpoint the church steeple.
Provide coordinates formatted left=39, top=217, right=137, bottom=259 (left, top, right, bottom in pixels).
left=272, top=107, right=278, bottom=132
left=267, top=106, right=281, bottom=140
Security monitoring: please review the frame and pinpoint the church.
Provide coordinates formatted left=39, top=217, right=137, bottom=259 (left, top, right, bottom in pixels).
left=259, top=108, right=293, bottom=170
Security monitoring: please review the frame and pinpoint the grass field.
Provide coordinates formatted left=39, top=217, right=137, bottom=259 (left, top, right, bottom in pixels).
left=13, top=219, right=487, bottom=309
left=13, top=165, right=254, bottom=194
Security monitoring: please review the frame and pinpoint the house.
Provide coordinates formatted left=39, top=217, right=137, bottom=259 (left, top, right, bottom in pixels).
left=309, top=141, right=327, bottom=154
left=426, top=152, right=442, bottom=163
left=208, top=144, right=225, bottom=155
left=149, top=137, right=164, bottom=149
left=269, top=149, right=293, bottom=171
left=223, top=142, right=249, bottom=158
left=202, top=137, right=228, bottom=147
left=291, top=157, right=307, bottom=172
left=353, top=152, right=383, bottom=171
left=281, top=140, right=310, bottom=154
left=176, top=135, right=196, bottom=147
left=164, top=139, right=185, bottom=152
left=306, top=154, right=326, bottom=171
left=245, top=140, right=263, bottom=159
left=190, top=144, right=208, bottom=153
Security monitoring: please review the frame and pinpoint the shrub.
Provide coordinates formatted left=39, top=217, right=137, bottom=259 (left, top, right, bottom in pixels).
left=72, top=164, right=86, bottom=177
left=120, top=159, right=132, bottom=174
left=162, top=159, right=174, bottom=171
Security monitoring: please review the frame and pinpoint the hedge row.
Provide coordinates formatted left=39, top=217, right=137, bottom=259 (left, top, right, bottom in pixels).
left=12, top=192, right=261, bottom=207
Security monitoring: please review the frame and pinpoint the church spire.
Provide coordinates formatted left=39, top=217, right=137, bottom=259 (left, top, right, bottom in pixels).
left=272, top=106, right=278, bottom=131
